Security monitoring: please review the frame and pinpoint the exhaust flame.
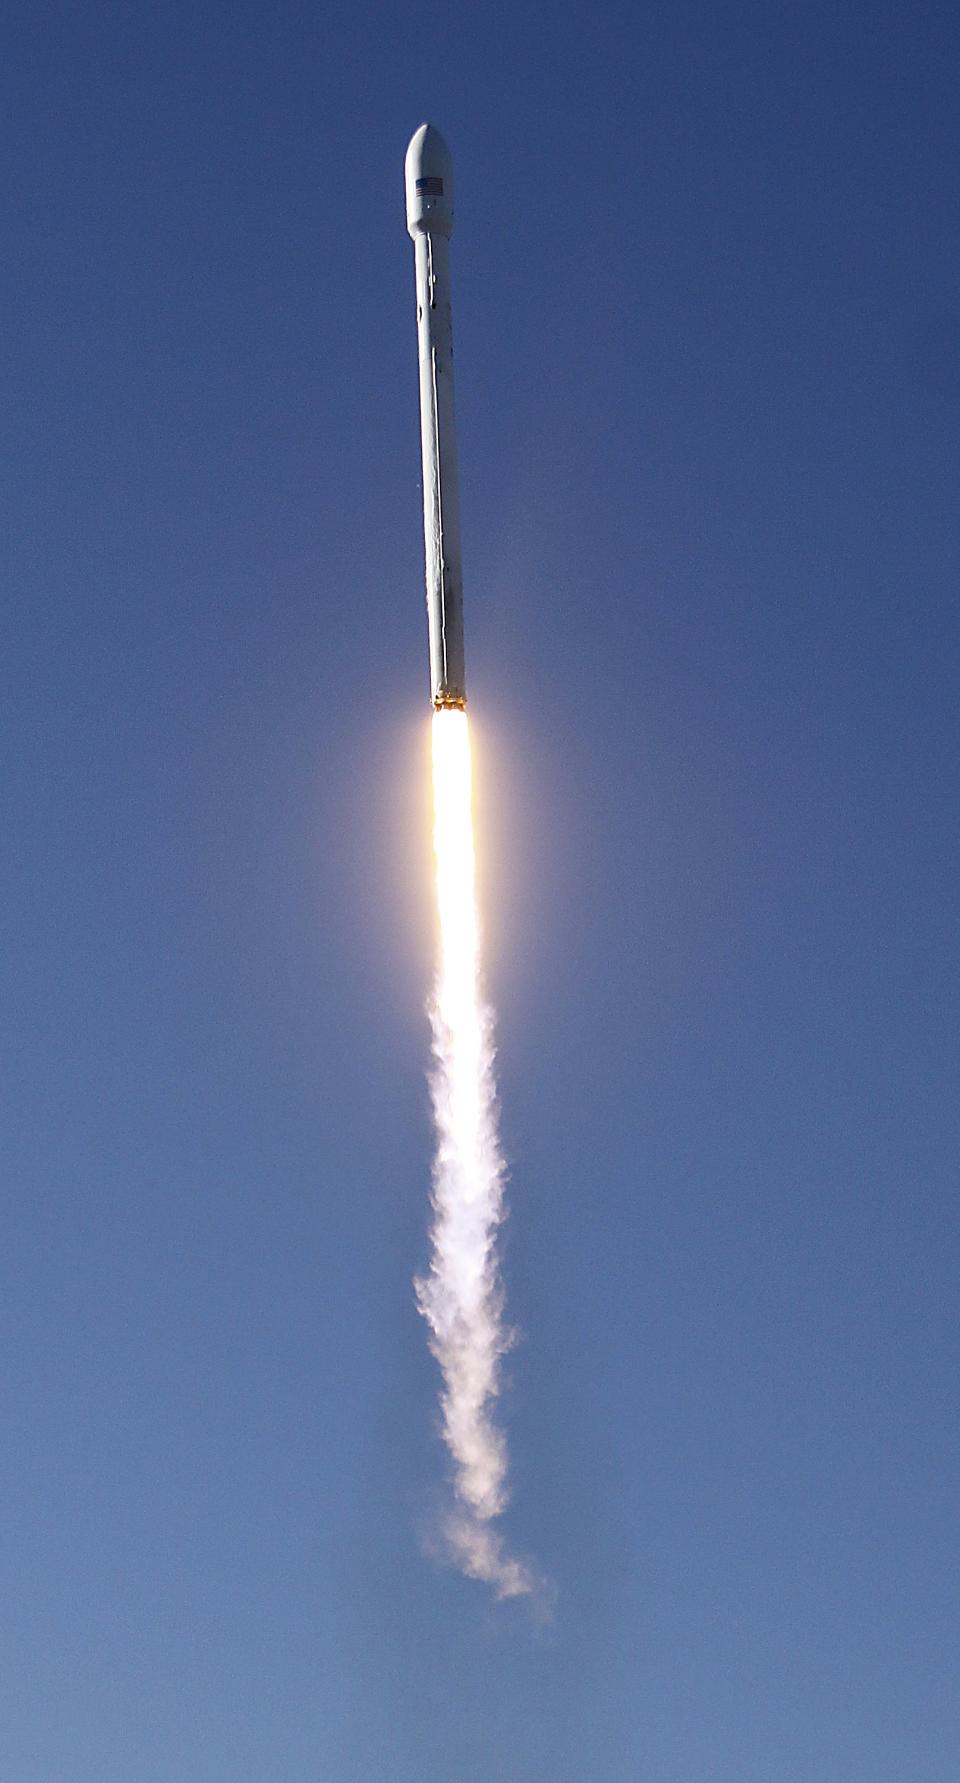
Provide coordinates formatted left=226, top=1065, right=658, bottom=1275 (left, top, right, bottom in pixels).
left=416, top=708, right=535, bottom=1599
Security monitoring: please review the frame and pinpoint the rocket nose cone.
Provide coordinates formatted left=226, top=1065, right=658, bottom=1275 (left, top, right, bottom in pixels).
left=406, top=122, right=451, bottom=174
left=405, top=122, right=454, bottom=239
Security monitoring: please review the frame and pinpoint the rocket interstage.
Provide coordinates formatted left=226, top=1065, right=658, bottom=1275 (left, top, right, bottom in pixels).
left=405, top=123, right=466, bottom=711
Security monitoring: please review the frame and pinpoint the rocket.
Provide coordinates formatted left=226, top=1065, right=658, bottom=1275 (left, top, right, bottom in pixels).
left=405, top=124, right=467, bottom=710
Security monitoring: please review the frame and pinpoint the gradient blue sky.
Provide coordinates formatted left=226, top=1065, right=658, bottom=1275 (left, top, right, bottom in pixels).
left=3, top=2, right=960, bottom=1777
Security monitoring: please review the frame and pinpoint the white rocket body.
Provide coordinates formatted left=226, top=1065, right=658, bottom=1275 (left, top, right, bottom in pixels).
left=405, top=124, right=466, bottom=709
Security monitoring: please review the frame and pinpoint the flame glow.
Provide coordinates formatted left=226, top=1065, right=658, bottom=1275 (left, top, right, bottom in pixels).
left=415, top=708, right=535, bottom=1598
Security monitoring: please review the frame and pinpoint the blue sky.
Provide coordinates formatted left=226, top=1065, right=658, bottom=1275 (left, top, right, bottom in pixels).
left=3, top=1, right=960, bottom=1776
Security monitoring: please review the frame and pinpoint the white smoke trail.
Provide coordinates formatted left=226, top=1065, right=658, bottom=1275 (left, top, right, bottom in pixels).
left=416, top=708, right=536, bottom=1600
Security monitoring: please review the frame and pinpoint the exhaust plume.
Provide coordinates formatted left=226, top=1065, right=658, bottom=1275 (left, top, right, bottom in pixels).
left=416, top=708, right=536, bottom=1599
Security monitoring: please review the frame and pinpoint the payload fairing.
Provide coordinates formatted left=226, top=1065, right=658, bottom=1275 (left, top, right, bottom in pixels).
left=405, top=124, right=467, bottom=710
